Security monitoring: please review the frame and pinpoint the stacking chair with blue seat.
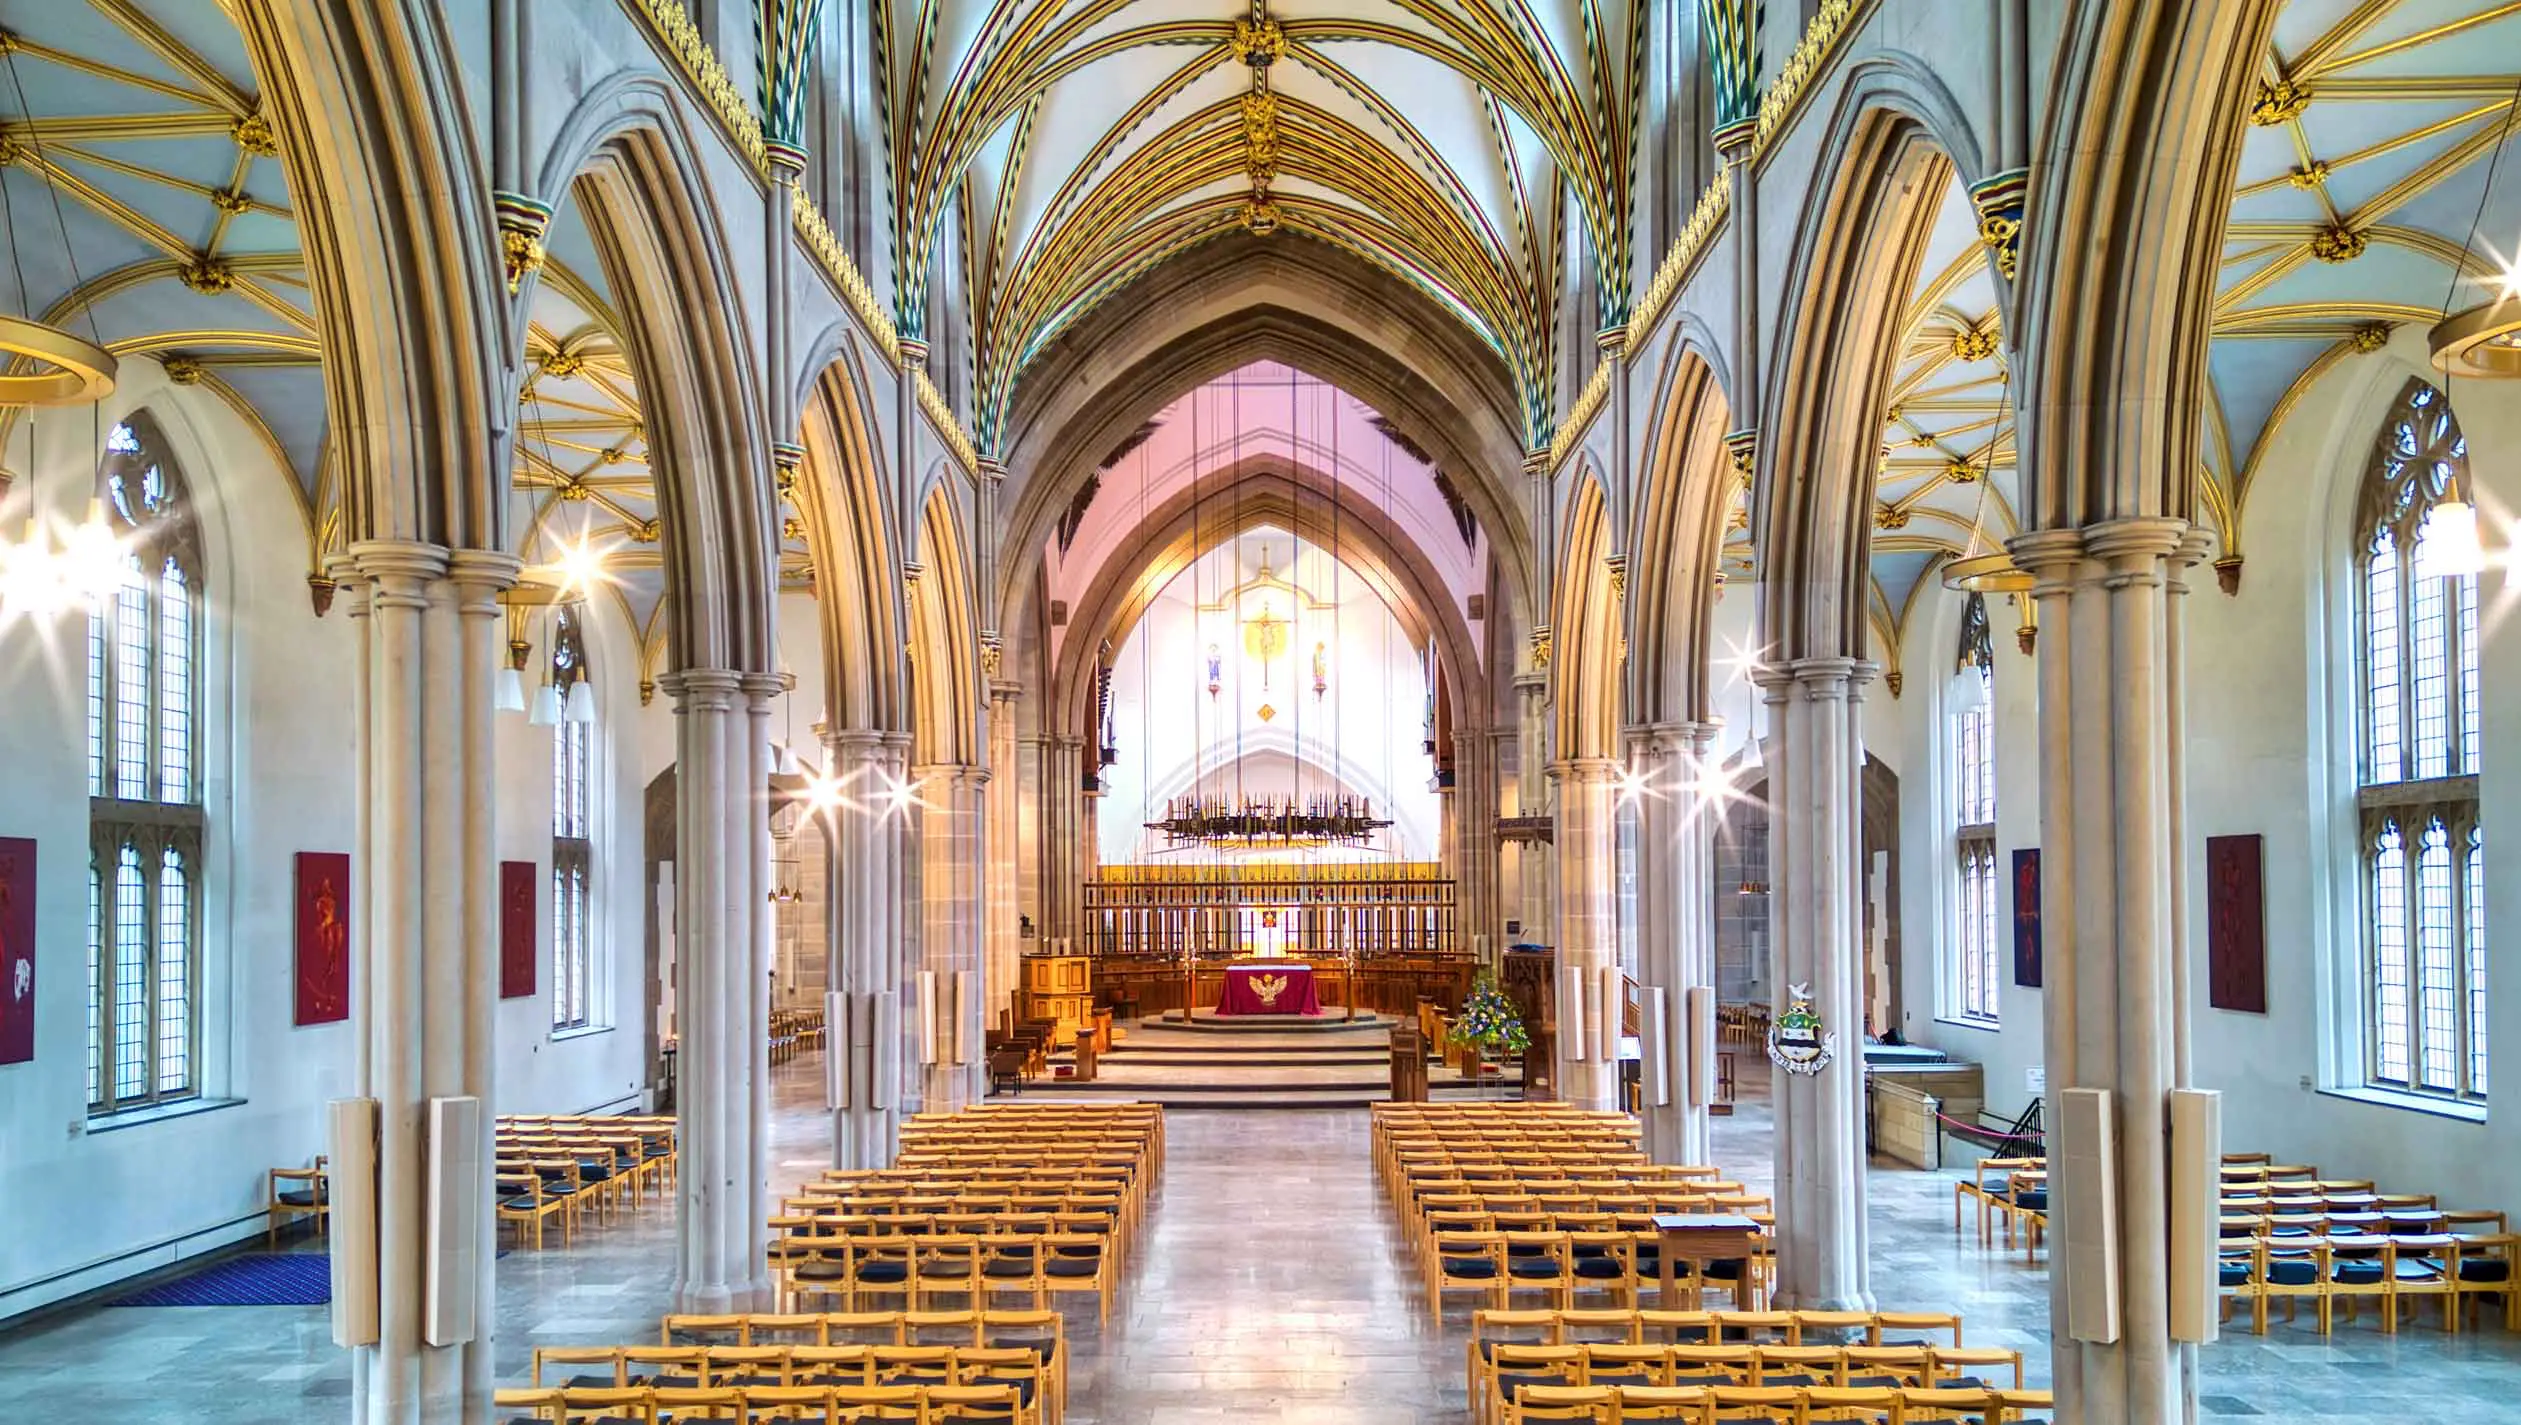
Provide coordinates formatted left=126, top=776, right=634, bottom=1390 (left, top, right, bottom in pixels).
left=1434, top=1231, right=1512, bottom=1321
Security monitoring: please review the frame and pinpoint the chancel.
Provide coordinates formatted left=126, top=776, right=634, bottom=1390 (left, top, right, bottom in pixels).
left=5, top=1, right=2521, bottom=1423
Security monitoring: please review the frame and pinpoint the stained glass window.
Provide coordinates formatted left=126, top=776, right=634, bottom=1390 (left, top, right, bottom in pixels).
left=551, top=606, right=595, bottom=1031
left=1952, top=593, right=1999, bottom=1023
left=2355, top=380, right=2484, bottom=1102
left=86, top=414, right=203, bottom=1115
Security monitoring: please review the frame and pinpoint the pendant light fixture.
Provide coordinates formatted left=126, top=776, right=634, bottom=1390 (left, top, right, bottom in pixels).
left=494, top=642, right=529, bottom=713
left=530, top=676, right=563, bottom=726
left=2422, top=77, right=2521, bottom=579
left=563, top=670, right=596, bottom=724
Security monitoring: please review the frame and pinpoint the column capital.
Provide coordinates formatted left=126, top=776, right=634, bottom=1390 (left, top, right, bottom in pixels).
left=1625, top=720, right=1718, bottom=759
left=989, top=679, right=1025, bottom=705
left=738, top=671, right=790, bottom=706
left=659, top=666, right=744, bottom=712
left=1548, top=756, right=1624, bottom=785
left=446, top=548, right=523, bottom=602
left=340, top=538, right=451, bottom=585
left=1751, top=656, right=1877, bottom=698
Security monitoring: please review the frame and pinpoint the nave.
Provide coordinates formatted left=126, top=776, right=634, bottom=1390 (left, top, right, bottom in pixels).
left=17, top=1057, right=2521, bottom=1423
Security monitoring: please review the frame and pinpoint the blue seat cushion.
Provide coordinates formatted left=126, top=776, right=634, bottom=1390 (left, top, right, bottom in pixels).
left=855, top=1261, right=910, bottom=1283
left=1701, top=1259, right=1746, bottom=1280
left=1574, top=1257, right=1627, bottom=1280
left=794, top=1262, right=849, bottom=1281
left=2266, top=1260, right=2318, bottom=1287
left=1443, top=1258, right=1500, bottom=1279
left=1508, top=1258, right=1566, bottom=1280
left=2015, top=1190, right=2048, bottom=1211
left=276, top=1189, right=323, bottom=1208
left=2332, top=1261, right=2385, bottom=1286
left=1044, top=1257, right=1101, bottom=1278
left=2218, top=1261, right=2250, bottom=1288
left=2462, top=1259, right=2512, bottom=1282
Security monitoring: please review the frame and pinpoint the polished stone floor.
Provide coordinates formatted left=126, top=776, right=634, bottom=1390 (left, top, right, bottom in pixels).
left=7, top=1053, right=2521, bottom=1421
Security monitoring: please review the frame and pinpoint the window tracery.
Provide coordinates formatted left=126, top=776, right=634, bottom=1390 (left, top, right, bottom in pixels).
left=86, top=414, right=204, bottom=1114
left=2354, top=379, right=2485, bottom=1102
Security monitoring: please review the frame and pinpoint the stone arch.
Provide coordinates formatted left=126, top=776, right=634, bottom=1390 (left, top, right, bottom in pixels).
left=798, top=347, right=903, bottom=732
left=2014, top=0, right=2281, bottom=531
left=1756, top=103, right=1958, bottom=663
left=908, top=484, right=981, bottom=768
left=559, top=126, right=777, bottom=676
left=230, top=1, right=505, bottom=549
left=1551, top=468, right=1620, bottom=762
left=1626, top=350, right=1736, bottom=727
left=993, top=235, right=1536, bottom=637
left=1046, top=456, right=1486, bottom=755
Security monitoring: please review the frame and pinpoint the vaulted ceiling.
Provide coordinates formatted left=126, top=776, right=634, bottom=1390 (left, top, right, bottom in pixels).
left=882, top=0, right=1646, bottom=454
left=0, top=0, right=323, bottom=517
left=2213, top=0, right=2521, bottom=548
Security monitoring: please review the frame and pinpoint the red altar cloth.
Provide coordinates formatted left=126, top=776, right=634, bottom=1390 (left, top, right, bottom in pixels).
left=1214, top=961, right=1323, bottom=1016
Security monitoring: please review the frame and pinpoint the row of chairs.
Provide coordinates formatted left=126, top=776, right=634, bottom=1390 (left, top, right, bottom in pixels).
left=656, top=1308, right=1067, bottom=1413
left=525, top=1342, right=1049, bottom=1421
left=2221, top=1228, right=2520, bottom=1335
left=773, top=1230, right=1116, bottom=1320
left=1465, top=1310, right=1982, bottom=1425
left=770, top=1007, right=826, bottom=1065
left=1495, top=1384, right=2051, bottom=1424
left=1475, top=1343, right=2026, bottom=1425
left=494, top=1383, right=1025, bottom=1423
left=268, top=1113, right=677, bottom=1252
left=498, top=1119, right=677, bottom=1250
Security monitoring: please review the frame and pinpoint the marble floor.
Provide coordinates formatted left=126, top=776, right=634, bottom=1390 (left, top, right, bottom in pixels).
left=6, top=1054, right=2521, bottom=1421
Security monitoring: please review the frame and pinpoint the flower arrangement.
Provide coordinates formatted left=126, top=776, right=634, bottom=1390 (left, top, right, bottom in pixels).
left=1448, top=974, right=1531, bottom=1058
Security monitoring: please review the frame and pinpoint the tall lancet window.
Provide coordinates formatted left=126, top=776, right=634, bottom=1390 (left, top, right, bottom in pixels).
left=2355, top=379, right=2484, bottom=1102
left=1950, top=592, right=1999, bottom=1023
left=86, top=416, right=205, bottom=1114
left=550, top=606, right=596, bottom=1031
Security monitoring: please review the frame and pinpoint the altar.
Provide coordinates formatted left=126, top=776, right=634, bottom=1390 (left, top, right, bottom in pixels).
left=1214, top=961, right=1323, bottom=1017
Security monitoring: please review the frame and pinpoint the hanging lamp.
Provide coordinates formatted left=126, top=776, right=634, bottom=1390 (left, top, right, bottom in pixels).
left=2414, top=85, right=2521, bottom=579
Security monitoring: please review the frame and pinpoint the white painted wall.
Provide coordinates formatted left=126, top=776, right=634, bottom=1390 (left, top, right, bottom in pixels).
left=0, top=362, right=663, bottom=1320
left=1889, top=580, right=2045, bottom=1118
left=1881, top=332, right=2521, bottom=1218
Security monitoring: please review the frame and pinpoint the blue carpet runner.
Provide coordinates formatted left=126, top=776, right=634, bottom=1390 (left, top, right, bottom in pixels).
left=108, top=1253, right=331, bottom=1307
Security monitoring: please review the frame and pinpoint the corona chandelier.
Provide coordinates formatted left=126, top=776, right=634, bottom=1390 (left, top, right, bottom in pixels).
left=1145, top=793, right=1390, bottom=849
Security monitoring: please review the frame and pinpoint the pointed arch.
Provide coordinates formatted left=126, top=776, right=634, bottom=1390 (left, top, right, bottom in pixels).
left=799, top=348, right=904, bottom=731
left=1757, top=107, right=1953, bottom=663
left=561, top=126, right=777, bottom=676
left=1551, top=469, right=1620, bottom=761
left=1625, top=350, right=1736, bottom=726
left=908, top=484, right=981, bottom=767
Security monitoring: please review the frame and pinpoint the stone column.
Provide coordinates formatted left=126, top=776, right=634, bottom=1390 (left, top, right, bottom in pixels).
left=985, top=688, right=1023, bottom=1024
left=338, top=542, right=514, bottom=1424
left=1552, top=757, right=1621, bottom=1110
left=1040, top=735, right=1083, bottom=941
left=2012, top=519, right=2204, bottom=1424
left=1628, top=720, right=1719, bottom=1165
left=824, top=730, right=911, bottom=1168
left=1515, top=672, right=1552, bottom=940
left=662, top=666, right=773, bottom=1313
left=917, top=762, right=987, bottom=1111
left=1756, top=658, right=1874, bottom=1312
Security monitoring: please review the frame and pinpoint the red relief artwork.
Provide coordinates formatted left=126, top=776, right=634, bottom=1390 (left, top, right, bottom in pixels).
left=500, top=860, right=538, bottom=1000
left=0, top=839, right=36, bottom=1065
left=2207, top=834, right=2269, bottom=1014
left=295, top=852, right=352, bottom=1026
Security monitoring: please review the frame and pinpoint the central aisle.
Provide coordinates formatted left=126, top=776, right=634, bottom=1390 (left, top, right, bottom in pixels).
left=1069, top=1109, right=1467, bottom=1423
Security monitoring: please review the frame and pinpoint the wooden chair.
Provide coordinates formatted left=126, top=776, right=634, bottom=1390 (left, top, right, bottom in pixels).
left=267, top=1157, right=330, bottom=1249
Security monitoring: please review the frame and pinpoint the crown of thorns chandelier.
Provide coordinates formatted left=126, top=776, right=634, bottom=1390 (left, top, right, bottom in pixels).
left=1147, top=794, right=1390, bottom=849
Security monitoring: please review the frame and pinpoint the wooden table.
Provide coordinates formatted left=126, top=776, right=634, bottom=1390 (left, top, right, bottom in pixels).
left=1654, top=1213, right=1766, bottom=1310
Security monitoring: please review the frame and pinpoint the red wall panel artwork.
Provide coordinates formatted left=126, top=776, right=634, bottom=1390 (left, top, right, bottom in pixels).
left=500, top=860, right=537, bottom=1000
left=294, top=852, right=352, bottom=1026
left=0, top=839, right=35, bottom=1065
left=2207, top=834, right=2268, bottom=1013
